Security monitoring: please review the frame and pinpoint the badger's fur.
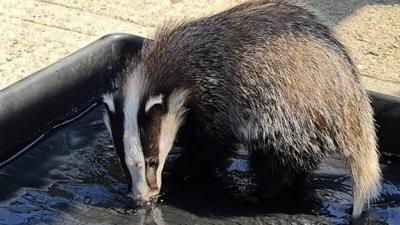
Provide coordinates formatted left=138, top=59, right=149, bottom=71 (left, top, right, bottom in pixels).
left=103, top=0, right=381, bottom=217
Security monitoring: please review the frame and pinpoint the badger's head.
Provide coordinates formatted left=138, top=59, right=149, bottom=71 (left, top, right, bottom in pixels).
left=102, top=73, right=188, bottom=203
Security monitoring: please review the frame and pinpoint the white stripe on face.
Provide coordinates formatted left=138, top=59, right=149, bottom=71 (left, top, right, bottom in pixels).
left=123, top=68, right=148, bottom=200
left=145, top=94, right=164, bottom=113
left=156, top=90, right=189, bottom=190
left=103, top=93, right=115, bottom=113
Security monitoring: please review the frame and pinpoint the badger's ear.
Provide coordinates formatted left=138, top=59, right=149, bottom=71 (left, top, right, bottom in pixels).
left=102, top=93, right=115, bottom=113
left=145, top=94, right=164, bottom=113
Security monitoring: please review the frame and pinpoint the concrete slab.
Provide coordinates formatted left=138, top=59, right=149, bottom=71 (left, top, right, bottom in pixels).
left=0, top=0, right=399, bottom=95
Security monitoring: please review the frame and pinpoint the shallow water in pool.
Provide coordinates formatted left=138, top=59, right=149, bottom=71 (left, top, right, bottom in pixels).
left=0, top=107, right=399, bottom=225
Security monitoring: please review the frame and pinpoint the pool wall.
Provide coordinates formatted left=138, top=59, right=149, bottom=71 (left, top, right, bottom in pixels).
left=0, top=34, right=143, bottom=164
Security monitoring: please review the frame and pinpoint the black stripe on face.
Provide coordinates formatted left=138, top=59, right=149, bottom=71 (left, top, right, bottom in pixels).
left=105, top=95, right=132, bottom=191
left=138, top=95, right=168, bottom=190
left=145, top=157, right=159, bottom=191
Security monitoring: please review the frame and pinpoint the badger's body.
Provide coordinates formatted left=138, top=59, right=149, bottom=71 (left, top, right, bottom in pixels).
left=103, top=0, right=381, bottom=217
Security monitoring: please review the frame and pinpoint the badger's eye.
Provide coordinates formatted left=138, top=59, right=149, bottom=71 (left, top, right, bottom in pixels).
left=148, top=158, right=158, bottom=168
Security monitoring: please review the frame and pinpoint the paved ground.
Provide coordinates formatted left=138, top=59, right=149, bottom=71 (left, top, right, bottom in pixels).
left=0, top=0, right=399, bottom=95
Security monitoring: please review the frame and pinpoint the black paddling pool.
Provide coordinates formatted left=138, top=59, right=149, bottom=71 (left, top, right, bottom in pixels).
left=0, top=34, right=399, bottom=225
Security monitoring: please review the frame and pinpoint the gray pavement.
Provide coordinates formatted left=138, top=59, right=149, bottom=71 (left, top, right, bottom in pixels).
left=0, top=0, right=399, bottom=95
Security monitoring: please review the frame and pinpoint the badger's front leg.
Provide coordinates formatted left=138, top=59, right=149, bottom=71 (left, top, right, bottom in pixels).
left=213, top=144, right=258, bottom=201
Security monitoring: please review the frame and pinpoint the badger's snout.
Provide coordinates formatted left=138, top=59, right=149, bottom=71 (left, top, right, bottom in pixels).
left=132, top=188, right=160, bottom=205
left=126, top=162, right=162, bottom=205
left=136, top=186, right=160, bottom=201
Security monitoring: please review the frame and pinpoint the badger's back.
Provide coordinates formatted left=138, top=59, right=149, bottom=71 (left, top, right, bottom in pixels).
left=141, top=0, right=366, bottom=148
left=135, top=0, right=380, bottom=217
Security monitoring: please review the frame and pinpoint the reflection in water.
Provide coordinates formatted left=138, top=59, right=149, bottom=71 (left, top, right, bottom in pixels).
left=0, top=107, right=399, bottom=225
left=134, top=207, right=166, bottom=225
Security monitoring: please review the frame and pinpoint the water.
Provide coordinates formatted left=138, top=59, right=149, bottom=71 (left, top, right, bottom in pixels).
left=0, top=107, right=399, bottom=225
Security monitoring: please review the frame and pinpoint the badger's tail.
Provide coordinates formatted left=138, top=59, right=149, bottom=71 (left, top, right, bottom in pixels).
left=346, top=121, right=381, bottom=217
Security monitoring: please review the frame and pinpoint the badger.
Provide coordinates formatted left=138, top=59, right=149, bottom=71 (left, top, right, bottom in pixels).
left=102, top=0, right=381, bottom=217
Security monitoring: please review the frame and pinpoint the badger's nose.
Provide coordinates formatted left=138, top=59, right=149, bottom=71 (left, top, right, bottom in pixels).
left=133, top=195, right=152, bottom=205
left=133, top=189, right=160, bottom=204
left=149, top=187, right=160, bottom=196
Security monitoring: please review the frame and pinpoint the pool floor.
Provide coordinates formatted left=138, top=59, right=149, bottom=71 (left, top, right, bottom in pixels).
left=0, top=107, right=399, bottom=225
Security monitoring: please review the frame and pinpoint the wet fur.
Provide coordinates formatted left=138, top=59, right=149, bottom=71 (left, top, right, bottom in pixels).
left=120, top=0, right=381, bottom=217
